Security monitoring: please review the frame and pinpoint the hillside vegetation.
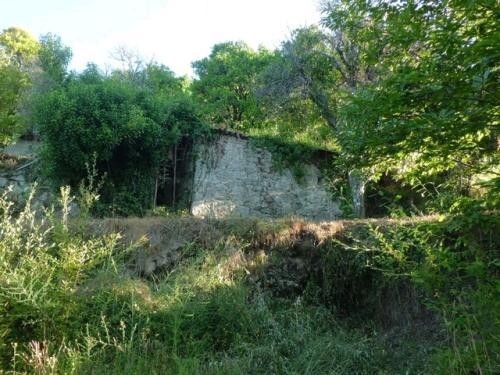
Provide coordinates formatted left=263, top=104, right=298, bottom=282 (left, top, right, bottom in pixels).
left=0, top=189, right=498, bottom=374
left=0, top=0, right=498, bottom=373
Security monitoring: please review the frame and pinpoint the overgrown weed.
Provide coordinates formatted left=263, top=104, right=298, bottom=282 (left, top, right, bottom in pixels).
left=1, top=188, right=496, bottom=374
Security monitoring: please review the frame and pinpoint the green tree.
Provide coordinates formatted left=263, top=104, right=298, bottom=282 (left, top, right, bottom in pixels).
left=0, top=64, right=29, bottom=146
left=335, top=0, right=499, bottom=195
left=0, top=27, right=39, bottom=69
left=258, top=27, right=339, bottom=129
left=37, top=33, right=72, bottom=84
left=260, top=0, right=380, bottom=131
left=0, top=27, right=40, bottom=147
left=35, top=64, right=204, bottom=214
left=192, top=42, right=275, bottom=130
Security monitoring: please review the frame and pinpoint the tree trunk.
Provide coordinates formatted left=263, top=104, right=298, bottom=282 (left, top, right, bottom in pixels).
left=308, top=84, right=337, bottom=129
left=348, top=170, right=366, bottom=218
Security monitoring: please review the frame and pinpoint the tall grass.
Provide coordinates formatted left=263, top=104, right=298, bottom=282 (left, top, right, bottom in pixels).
left=2, top=188, right=495, bottom=373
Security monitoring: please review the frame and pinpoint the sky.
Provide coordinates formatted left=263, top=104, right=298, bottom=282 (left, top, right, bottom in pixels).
left=1, top=0, right=321, bottom=76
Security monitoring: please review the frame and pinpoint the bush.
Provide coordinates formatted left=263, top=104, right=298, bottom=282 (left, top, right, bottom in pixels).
left=34, top=64, right=206, bottom=215
left=320, top=202, right=499, bottom=374
left=0, top=188, right=121, bottom=368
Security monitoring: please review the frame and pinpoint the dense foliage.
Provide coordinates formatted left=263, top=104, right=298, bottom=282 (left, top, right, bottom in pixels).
left=0, top=1, right=498, bottom=372
left=0, top=28, right=38, bottom=146
left=0, top=192, right=445, bottom=373
left=334, top=0, right=499, bottom=194
left=0, top=28, right=75, bottom=146
left=0, top=62, right=28, bottom=147
left=191, top=42, right=275, bottom=131
left=35, top=64, right=206, bottom=215
left=256, top=0, right=498, bottom=212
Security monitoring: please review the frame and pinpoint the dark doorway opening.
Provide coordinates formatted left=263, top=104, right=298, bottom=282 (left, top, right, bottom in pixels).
left=154, top=137, right=193, bottom=209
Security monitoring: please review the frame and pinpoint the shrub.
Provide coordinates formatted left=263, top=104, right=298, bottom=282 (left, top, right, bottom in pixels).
left=0, top=187, right=120, bottom=369
left=321, top=200, right=499, bottom=373
left=34, top=65, right=207, bottom=215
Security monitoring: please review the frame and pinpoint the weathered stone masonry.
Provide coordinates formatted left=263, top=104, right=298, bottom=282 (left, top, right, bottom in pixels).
left=190, top=133, right=342, bottom=220
left=1, top=135, right=347, bottom=220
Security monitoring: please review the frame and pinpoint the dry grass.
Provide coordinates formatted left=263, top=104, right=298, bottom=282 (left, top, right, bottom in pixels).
left=87, top=215, right=440, bottom=276
left=0, top=153, right=31, bottom=172
left=91, top=215, right=440, bottom=250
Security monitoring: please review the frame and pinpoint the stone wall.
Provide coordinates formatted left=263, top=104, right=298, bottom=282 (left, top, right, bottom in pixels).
left=0, top=141, right=53, bottom=210
left=1, top=141, right=38, bottom=205
left=190, top=134, right=342, bottom=220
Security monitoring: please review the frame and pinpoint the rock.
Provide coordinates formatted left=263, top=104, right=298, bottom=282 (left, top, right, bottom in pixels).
left=136, top=239, right=186, bottom=276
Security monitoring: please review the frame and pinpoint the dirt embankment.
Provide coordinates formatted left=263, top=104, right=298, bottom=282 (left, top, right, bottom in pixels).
left=88, top=215, right=440, bottom=330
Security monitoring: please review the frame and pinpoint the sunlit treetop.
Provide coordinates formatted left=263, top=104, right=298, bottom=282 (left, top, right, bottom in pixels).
left=0, top=27, right=39, bottom=68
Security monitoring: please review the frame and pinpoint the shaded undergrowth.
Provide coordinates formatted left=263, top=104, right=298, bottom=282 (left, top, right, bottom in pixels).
left=1, top=190, right=497, bottom=374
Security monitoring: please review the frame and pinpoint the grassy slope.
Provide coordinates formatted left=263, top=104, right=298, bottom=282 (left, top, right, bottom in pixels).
left=1, top=200, right=497, bottom=374
left=77, top=216, right=442, bottom=374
